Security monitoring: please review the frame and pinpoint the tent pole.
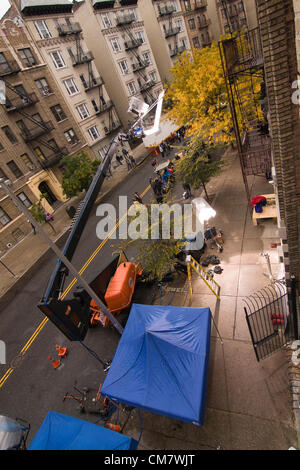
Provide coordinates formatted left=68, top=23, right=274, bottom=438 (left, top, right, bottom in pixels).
left=209, top=311, right=223, bottom=345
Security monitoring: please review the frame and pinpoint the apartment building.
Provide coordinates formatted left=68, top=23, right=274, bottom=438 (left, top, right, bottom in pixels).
left=70, top=1, right=163, bottom=127
left=179, top=0, right=211, bottom=51
left=207, top=0, right=258, bottom=40
left=17, top=0, right=122, bottom=160
left=0, top=10, right=92, bottom=252
left=137, top=0, right=191, bottom=83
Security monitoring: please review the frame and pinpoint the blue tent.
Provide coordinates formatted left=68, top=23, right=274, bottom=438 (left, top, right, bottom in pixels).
left=101, top=304, right=211, bottom=425
left=28, top=411, right=138, bottom=450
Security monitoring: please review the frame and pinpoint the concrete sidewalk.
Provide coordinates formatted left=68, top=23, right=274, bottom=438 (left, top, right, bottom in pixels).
left=122, top=149, right=300, bottom=450
left=0, top=142, right=150, bottom=298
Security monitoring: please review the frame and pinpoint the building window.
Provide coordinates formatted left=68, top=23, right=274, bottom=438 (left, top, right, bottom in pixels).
left=110, top=37, right=122, bottom=52
left=34, top=147, right=46, bottom=161
left=118, top=59, right=129, bottom=75
left=180, top=38, right=188, bottom=49
left=2, top=126, right=18, bottom=144
left=101, top=13, right=112, bottom=28
left=35, top=78, right=53, bottom=96
left=20, top=153, right=34, bottom=170
left=18, top=48, right=36, bottom=67
left=88, top=126, right=100, bottom=141
left=0, top=206, right=11, bottom=227
left=136, top=31, right=145, bottom=43
left=143, top=52, right=152, bottom=65
left=7, top=160, right=23, bottom=179
left=80, top=74, right=88, bottom=89
left=17, top=192, right=32, bottom=208
left=149, top=71, right=157, bottom=82
left=175, top=19, right=183, bottom=32
left=184, top=0, right=191, bottom=11
left=34, top=20, right=52, bottom=39
left=188, top=18, right=195, bottom=30
left=48, top=139, right=59, bottom=151
left=50, top=104, right=67, bottom=122
left=221, top=8, right=227, bottom=19
left=91, top=99, right=100, bottom=113
left=76, top=103, right=90, bottom=120
left=63, top=78, right=79, bottom=96
left=128, top=8, right=137, bottom=20
left=64, top=128, right=79, bottom=145
left=127, top=81, right=137, bottom=95
left=31, top=112, right=43, bottom=124
left=0, top=52, right=11, bottom=74
left=50, top=51, right=66, bottom=69
left=192, top=36, right=200, bottom=48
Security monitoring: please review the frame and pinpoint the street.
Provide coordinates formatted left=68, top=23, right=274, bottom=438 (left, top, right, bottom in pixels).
left=0, top=153, right=158, bottom=440
left=0, top=145, right=298, bottom=451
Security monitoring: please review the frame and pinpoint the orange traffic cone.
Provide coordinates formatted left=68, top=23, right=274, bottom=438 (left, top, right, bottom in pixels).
left=55, top=345, right=68, bottom=358
left=48, top=355, right=61, bottom=369
left=105, top=423, right=121, bottom=432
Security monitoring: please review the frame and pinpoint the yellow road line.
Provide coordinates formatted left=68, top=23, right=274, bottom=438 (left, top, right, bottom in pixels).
left=0, top=185, right=151, bottom=389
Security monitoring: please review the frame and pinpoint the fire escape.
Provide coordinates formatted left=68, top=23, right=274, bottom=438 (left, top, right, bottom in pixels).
left=59, top=20, right=120, bottom=136
left=220, top=0, right=248, bottom=35
left=1, top=66, right=67, bottom=171
left=117, top=13, right=157, bottom=105
left=218, top=27, right=271, bottom=205
left=158, top=3, right=185, bottom=58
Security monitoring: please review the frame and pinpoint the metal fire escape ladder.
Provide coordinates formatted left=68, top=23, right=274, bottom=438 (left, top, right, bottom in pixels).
left=218, top=28, right=271, bottom=188
left=3, top=80, right=60, bottom=156
left=123, top=27, right=155, bottom=103
left=220, top=0, right=248, bottom=34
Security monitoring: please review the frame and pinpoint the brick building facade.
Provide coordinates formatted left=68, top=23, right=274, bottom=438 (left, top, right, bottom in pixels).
left=255, top=0, right=300, bottom=301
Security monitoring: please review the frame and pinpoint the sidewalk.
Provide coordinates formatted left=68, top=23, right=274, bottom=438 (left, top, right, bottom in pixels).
left=0, top=142, right=149, bottom=299
left=123, top=149, right=300, bottom=450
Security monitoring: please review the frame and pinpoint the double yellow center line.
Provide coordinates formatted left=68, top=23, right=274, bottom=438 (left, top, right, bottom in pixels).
left=0, top=185, right=150, bottom=389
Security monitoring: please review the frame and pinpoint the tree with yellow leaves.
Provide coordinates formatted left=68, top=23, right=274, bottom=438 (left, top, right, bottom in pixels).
left=164, top=41, right=263, bottom=145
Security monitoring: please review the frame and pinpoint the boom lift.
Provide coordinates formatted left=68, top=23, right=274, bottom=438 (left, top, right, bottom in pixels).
left=37, top=96, right=164, bottom=342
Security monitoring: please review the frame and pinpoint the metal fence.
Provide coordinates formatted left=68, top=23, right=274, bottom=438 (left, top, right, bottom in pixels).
left=243, top=281, right=294, bottom=361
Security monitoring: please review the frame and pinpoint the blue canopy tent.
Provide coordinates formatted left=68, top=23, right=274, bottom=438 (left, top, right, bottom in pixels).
left=101, top=304, right=211, bottom=425
left=28, top=411, right=138, bottom=450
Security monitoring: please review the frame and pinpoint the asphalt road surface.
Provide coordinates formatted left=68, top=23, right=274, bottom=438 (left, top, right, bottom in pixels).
left=0, top=150, right=184, bottom=446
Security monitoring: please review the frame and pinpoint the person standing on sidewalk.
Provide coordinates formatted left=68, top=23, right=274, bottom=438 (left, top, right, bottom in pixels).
left=115, top=154, right=123, bottom=166
left=122, top=147, right=129, bottom=158
left=28, top=220, right=36, bottom=235
left=129, top=155, right=136, bottom=168
left=159, top=143, right=165, bottom=158
left=183, top=183, right=192, bottom=199
left=124, top=154, right=132, bottom=171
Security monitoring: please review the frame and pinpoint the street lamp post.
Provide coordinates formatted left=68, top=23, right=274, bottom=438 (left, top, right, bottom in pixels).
left=0, top=177, right=124, bottom=335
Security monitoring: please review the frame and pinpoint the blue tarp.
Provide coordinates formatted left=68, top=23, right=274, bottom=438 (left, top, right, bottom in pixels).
left=101, top=304, right=211, bottom=425
left=28, top=411, right=138, bottom=450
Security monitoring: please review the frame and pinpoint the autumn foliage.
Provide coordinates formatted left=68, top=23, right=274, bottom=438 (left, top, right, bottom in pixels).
left=164, top=41, right=263, bottom=145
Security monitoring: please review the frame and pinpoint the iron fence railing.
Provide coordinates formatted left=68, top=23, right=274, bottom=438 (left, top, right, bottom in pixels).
left=243, top=281, right=295, bottom=361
